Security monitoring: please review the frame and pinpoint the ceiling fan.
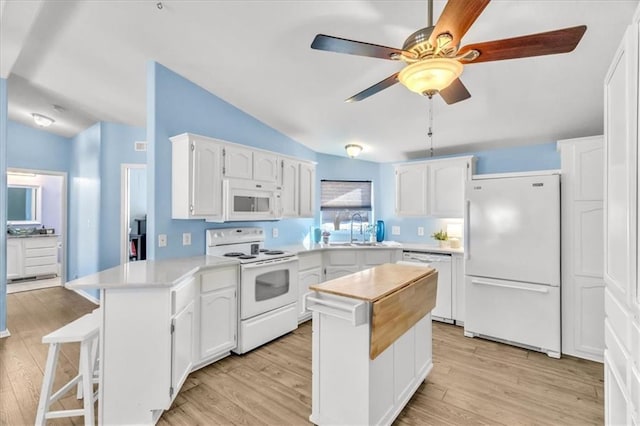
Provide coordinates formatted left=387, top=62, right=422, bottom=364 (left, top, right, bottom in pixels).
left=311, top=0, right=587, bottom=105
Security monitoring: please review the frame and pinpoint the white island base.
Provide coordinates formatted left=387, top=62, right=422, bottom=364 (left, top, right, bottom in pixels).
left=307, top=292, right=433, bottom=426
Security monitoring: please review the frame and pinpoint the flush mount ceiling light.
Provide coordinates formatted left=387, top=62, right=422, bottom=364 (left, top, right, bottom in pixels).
left=32, top=113, right=55, bottom=127
left=345, top=144, right=363, bottom=158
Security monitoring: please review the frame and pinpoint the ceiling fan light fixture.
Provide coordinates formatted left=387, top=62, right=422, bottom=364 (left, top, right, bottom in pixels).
left=345, top=144, right=363, bottom=158
left=31, top=113, right=55, bottom=127
left=398, top=58, right=463, bottom=95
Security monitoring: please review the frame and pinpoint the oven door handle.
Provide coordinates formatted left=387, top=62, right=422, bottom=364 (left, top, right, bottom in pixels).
left=241, top=256, right=298, bottom=269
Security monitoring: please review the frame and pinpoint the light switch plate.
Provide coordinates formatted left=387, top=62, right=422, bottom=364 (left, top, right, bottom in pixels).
left=418, top=227, right=425, bottom=236
left=272, top=227, right=279, bottom=238
left=182, top=233, right=191, bottom=246
left=158, top=234, right=167, bottom=247
left=392, top=226, right=400, bottom=235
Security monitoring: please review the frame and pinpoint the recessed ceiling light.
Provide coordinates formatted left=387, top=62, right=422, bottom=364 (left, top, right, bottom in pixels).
left=32, top=113, right=55, bottom=127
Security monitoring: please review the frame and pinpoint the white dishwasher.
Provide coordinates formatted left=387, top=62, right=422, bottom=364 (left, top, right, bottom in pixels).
left=400, top=251, right=453, bottom=323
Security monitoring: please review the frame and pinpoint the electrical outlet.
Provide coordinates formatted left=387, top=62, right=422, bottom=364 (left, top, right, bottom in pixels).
left=418, top=227, right=425, bottom=236
left=182, top=232, right=191, bottom=246
left=158, top=234, right=167, bottom=247
left=272, top=227, right=279, bottom=238
left=392, top=226, right=400, bottom=235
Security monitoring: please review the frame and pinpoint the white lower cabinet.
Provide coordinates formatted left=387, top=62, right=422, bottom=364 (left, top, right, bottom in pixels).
left=323, top=248, right=402, bottom=281
left=198, top=266, right=238, bottom=364
left=7, top=239, right=22, bottom=280
left=6, top=236, right=58, bottom=281
left=297, top=252, right=323, bottom=322
left=171, top=299, right=195, bottom=399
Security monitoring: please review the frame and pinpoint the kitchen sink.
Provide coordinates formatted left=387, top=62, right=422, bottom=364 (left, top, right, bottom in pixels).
left=326, top=242, right=384, bottom=247
left=327, top=242, right=353, bottom=247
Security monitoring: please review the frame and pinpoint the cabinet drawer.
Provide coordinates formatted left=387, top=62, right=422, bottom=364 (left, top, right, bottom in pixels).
left=172, top=277, right=195, bottom=315
left=24, top=238, right=57, bottom=249
left=298, top=252, right=322, bottom=270
left=201, top=266, right=238, bottom=293
left=24, top=255, right=57, bottom=267
left=605, top=288, right=632, bottom=351
left=24, top=247, right=57, bottom=258
left=325, top=250, right=358, bottom=266
left=24, top=264, right=57, bottom=276
left=605, top=318, right=630, bottom=388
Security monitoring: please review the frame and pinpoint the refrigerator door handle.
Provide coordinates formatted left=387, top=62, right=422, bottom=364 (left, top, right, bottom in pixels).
left=471, top=278, right=549, bottom=294
left=464, top=199, right=470, bottom=260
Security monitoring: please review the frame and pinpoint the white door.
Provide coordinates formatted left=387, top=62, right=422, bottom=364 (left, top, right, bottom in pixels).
left=7, top=239, right=23, bottom=279
left=192, top=139, right=223, bottom=219
left=298, top=267, right=322, bottom=319
left=428, top=158, right=468, bottom=218
left=395, top=164, right=427, bottom=216
left=603, top=15, right=639, bottom=425
left=253, top=152, right=278, bottom=183
left=299, top=162, right=316, bottom=218
left=466, top=174, right=560, bottom=286
left=199, top=287, right=237, bottom=360
left=224, top=145, right=253, bottom=179
left=171, top=301, right=194, bottom=400
left=280, top=158, right=299, bottom=217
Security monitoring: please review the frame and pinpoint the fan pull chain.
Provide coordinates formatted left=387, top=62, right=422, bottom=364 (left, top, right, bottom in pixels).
left=428, top=98, right=434, bottom=157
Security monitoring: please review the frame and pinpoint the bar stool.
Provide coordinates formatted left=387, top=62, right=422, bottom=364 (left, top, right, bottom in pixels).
left=35, top=310, right=100, bottom=426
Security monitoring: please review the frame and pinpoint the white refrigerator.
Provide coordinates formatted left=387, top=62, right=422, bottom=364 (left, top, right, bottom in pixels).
left=464, top=172, right=561, bottom=358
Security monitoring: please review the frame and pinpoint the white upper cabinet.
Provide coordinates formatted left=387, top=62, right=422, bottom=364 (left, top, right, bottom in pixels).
left=395, top=156, right=472, bottom=218
left=299, top=161, right=316, bottom=218
left=171, top=133, right=224, bottom=221
left=223, top=145, right=253, bottom=180
left=224, top=145, right=278, bottom=183
left=428, top=157, right=471, bottom=218
left=280, top=158, right=299, bottom=217
left=395, top=164, right=428, bottom=216
left=253, top=151, right=279, bottom=183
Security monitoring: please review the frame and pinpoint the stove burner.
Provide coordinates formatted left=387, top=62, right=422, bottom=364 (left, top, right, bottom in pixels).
left=238, top=255, right=256, bottom=260
left=224, top=252, right=244, bottom=257
left=264, top=250, right=285, bottom=255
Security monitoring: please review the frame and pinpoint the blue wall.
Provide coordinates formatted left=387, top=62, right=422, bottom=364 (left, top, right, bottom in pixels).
left=98, top=122, right=146, bottom=270
left=146, top=62, right=317, bottom=259
left=7, top=120, right=72, bottom=172
left=0, top=78, right=8, bottom=335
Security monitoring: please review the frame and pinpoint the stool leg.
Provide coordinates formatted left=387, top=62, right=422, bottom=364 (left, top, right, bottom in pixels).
left=80, top=339, right=95, bottom=426
left=77, top=346, right=85, bottom=399
left=36, top=343, right=60, bottom=426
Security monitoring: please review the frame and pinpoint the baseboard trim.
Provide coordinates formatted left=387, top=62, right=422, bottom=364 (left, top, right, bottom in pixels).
left=0, top=329, right=11, bottom=339
left=70, top=288, right=100, bottom=305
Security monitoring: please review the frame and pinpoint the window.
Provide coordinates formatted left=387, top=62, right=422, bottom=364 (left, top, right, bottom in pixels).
left=320, top=180, right=373, bottom=234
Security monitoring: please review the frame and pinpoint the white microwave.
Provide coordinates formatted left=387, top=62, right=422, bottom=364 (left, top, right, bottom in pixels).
left=223, top=179, right=282, bottom=221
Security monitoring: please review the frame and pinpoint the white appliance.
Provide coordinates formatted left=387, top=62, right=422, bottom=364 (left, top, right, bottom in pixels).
left=206, top=227, right=298, bottom=354
left=400, top=251, right=453, bottom=323
left=222, top=179, right=282, bottom=221
left=464, top=172, right=561, bottom=358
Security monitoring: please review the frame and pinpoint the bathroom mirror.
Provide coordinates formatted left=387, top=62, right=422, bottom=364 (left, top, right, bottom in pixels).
left=7, top=185, right=41, bottom=224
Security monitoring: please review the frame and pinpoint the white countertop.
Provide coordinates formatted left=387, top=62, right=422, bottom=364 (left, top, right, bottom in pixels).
left=275, top=241, right=463, bottom=255
left=65, top=255, right=238, bottom=290
left=8, top=233, right=60, bottom=239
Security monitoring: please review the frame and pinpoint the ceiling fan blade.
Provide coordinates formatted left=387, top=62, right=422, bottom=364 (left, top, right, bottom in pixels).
left=439, top=78, right=471, bottom=105
left=311, top=34, right=412, bottom=60
left=345, top=73, right=400, bottom=102
left=458, top=25, right=587, bottom=64
left=429, top=0, right=491, bottom=47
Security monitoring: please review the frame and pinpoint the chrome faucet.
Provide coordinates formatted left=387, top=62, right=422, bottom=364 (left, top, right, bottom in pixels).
left=350, top=212, right=364, bottom=243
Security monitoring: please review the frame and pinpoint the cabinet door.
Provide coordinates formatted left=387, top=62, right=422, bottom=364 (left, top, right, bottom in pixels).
left=361, top=250, right=396, bottom=268
left=324, top=266, right=360, bottom=281
left=253, top=151, right=278, bottom=183
left=395, top=164, right=428, bottom=216
left=171, top=300, right=195, bottom=400
left=299, top=162, right=316, bottom=218
left=280, top=158, right=299, bottom=217
left=199, top=287, right=237, bottom=360
left=192, top=139, right=223, bottom=219
left=224, top=145, right=253, bottom=179
left=7, top=239, right=23, bottom=279
left=298, top=267, right=322, bottom=320
left=428, top=158, right=468, bottom=218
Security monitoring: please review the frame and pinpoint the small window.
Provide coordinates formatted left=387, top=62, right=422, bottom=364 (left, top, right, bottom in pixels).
left=320, top=180, right=373, bottom=233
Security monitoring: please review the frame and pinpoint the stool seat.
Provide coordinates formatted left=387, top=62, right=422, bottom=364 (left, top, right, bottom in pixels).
left=36, top=311, right=101, bottom=426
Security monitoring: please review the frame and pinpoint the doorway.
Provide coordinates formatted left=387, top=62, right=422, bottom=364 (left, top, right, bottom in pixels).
left=120, top=164, right=147, bottom=265
left=6, top=168, right=67, bottom=293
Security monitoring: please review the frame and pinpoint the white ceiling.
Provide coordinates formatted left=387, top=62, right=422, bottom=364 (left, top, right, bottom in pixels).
left=2, top=0, right=637, bottom=162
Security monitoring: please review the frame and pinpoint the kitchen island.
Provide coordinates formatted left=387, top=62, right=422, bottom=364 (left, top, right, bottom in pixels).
left=306, top=263, right=438, bottom=426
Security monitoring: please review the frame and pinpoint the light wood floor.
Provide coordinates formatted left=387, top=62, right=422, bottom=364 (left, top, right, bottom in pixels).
left=0, top=287, right=604, bottom=425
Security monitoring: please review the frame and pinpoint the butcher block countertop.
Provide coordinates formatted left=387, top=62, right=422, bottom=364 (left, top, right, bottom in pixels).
left=309, top=262, right=436, bottom=302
